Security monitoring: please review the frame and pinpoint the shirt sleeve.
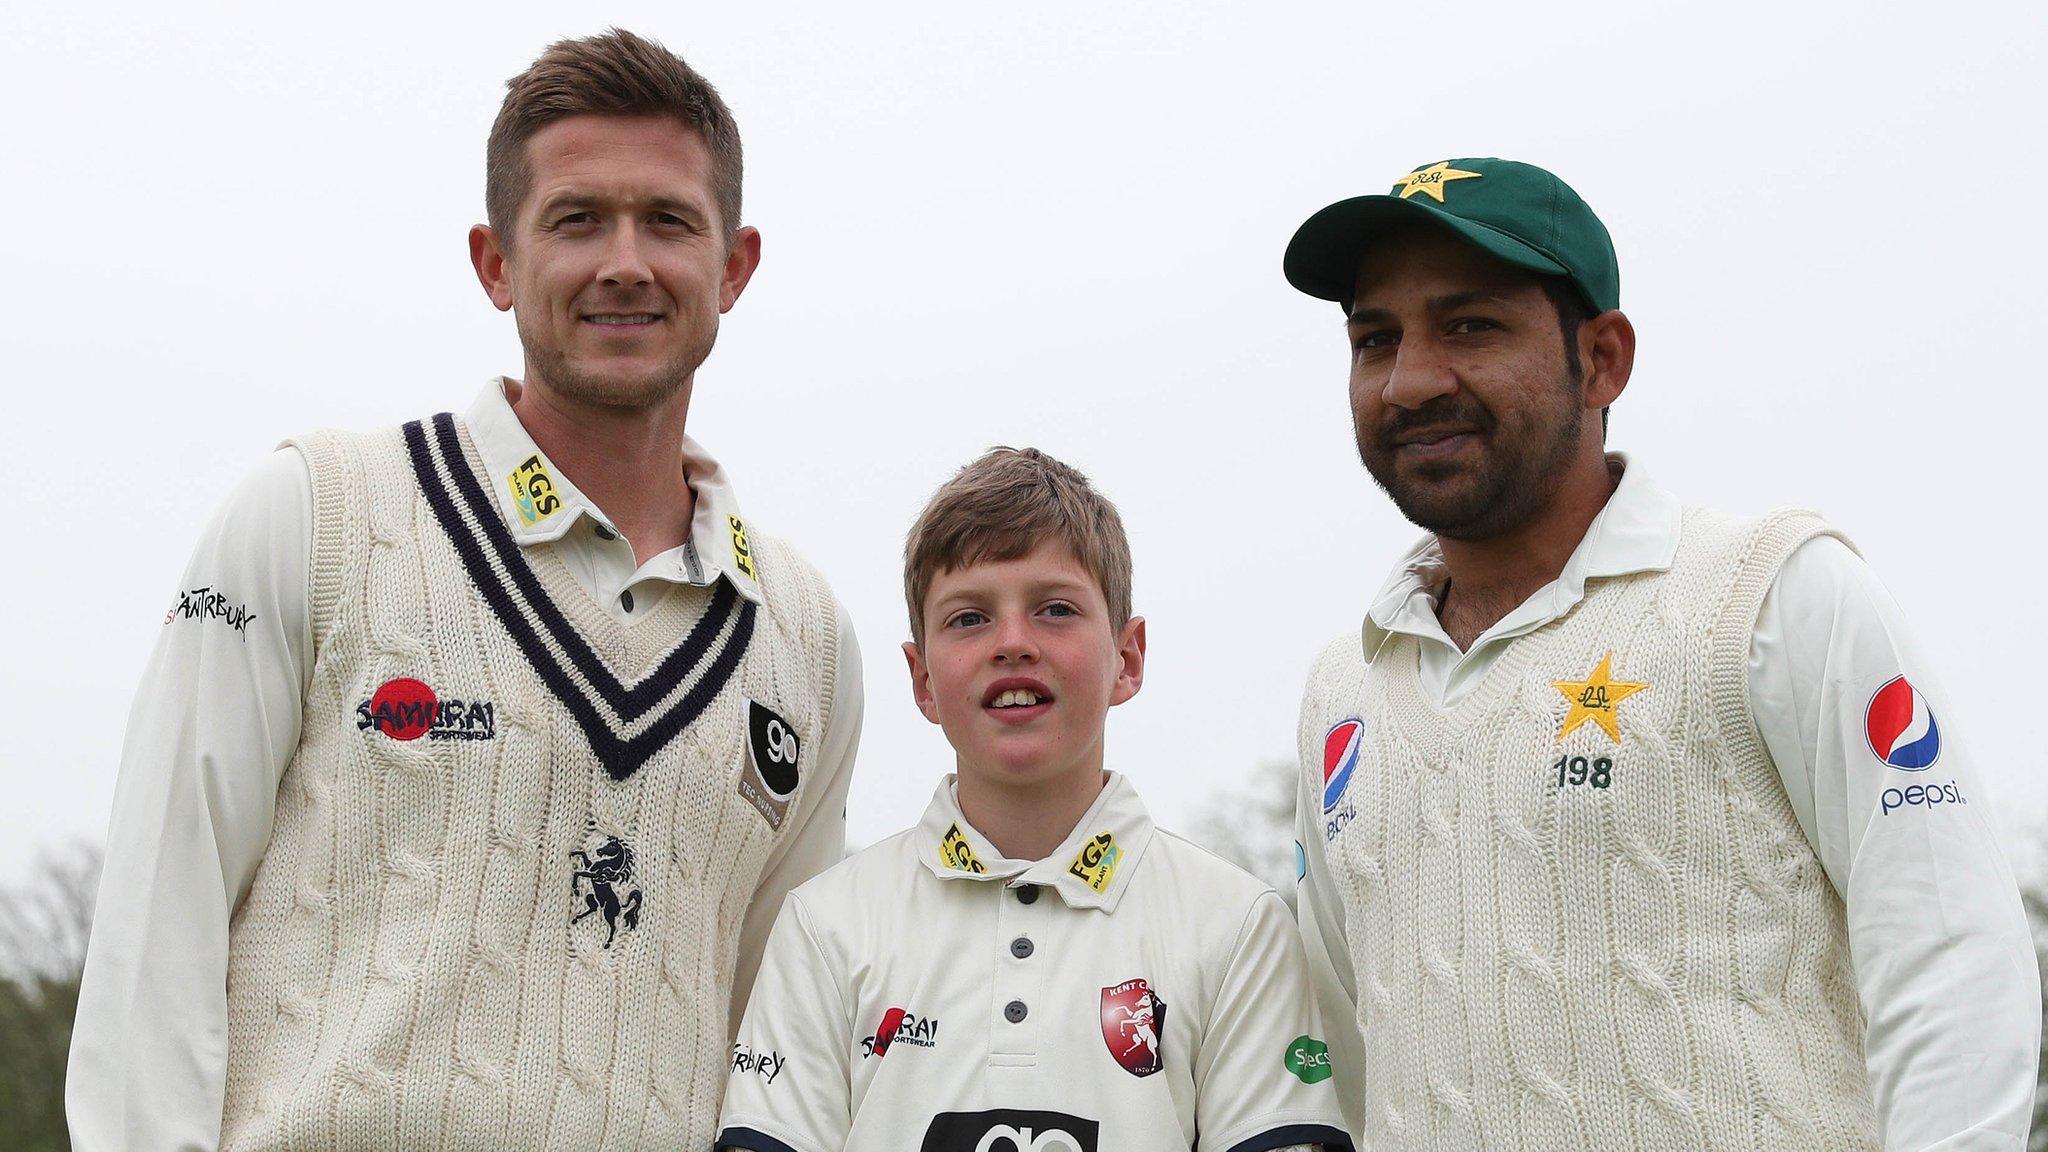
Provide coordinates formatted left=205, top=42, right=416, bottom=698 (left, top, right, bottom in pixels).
left=66, top=448, right=314, bottom=1152
left=1750, top=535, right=2038, bottom=1151
left=728, top=603, right=863, bottom=1032
left=717, top=891, right=854, bottom=1152
left=1294, top=664, right=1368, bottom=1145
left=1194, top=890, right=1358, bottom=1152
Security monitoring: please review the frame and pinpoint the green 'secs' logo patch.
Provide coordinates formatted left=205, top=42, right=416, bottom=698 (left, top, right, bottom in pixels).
left=1285, top=1035, right=1332, bottom=1084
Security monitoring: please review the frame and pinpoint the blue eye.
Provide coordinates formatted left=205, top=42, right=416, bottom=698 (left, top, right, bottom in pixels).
left=1043, top=602, right=1076, bottom=617
left=949, top=610, right=987, bottom=629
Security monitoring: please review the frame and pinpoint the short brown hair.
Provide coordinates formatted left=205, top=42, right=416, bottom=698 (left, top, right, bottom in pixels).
left=485, top=28, right=743, bottom=244
left=903, top=448, right=1134, bottom=646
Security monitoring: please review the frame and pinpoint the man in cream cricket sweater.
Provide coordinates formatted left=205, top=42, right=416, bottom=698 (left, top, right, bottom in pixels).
left=67, top=30, right=862, bottom=1152
left=1279, top=158, right=2038, bottom=1150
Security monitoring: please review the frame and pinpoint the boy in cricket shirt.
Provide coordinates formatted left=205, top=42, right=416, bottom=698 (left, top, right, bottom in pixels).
left=717, top=448, right=1353, bottom=1152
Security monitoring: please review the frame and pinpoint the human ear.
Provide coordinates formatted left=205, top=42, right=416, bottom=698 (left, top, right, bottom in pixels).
left=719, top=226, right=763, bottom=313
left=1109, top=616, right=1147, bottom=707
left=902, top=640, right=941, bottom=725
left=1580, top=309, right=1636, bottom=409
left=469, top=225, right=515, bottom=312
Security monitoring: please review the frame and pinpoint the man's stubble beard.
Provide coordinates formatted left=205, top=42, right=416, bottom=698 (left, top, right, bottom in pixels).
left=1357, top=370, right=1584, bottom=543
left=515, top=309, right=718, bottom=413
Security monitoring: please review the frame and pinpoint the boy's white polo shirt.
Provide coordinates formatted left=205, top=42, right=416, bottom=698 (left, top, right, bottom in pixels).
left=719, top=772, right=1353, bottom=1152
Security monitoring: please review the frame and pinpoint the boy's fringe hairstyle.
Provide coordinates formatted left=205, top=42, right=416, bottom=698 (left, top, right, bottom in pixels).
left=903, top=448, right=1133, bottom=645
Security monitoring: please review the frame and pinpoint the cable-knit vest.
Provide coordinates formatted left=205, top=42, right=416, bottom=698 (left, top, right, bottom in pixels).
left=219, top=414, right=842, bottom=1151
left=1301, top=508, right=1878, bottom=1151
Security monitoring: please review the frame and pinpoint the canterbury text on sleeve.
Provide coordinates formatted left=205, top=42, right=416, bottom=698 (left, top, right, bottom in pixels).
left=68, top=448, right=314, bottom=1152
left=69, top=380, right=869, bottom=1150
left=1751, top=536, right=2039, bottom=1150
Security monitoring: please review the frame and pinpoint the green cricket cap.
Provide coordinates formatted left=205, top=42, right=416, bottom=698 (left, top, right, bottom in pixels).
left=1283, top=158, right=1620, bottom=313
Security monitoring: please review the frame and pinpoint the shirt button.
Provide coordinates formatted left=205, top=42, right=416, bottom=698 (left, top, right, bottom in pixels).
left=1003, top=1000, right=1028, bottom=1023
left=1014, top=884, right=1039, bottom=905
left=1010, top=936, right=1034, bottom=959
left=619, top=589, right=635, bottom=613
left=594, top=523, right=617, bottom=540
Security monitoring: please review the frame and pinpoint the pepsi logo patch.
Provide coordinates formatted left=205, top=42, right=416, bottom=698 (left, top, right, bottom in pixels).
left=1322, top=718, right=1364, bottom=813
left=1864, top=675, right=1941, bottom=771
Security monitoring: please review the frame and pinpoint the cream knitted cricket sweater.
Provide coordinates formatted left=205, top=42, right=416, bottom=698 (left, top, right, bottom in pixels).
left=1303, top=508, right=1879, bottom=1151
left=218, top=414, right=842, bottom=1151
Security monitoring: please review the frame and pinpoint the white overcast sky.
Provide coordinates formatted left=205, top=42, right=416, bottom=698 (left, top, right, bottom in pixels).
left=3, top=1, right=2044, bottom=877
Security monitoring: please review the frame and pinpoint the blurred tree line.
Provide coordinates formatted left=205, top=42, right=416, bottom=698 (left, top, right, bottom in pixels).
left=5, top=799, right=2048, bottom=1147
left=0, top=841, right=96, bottom=1152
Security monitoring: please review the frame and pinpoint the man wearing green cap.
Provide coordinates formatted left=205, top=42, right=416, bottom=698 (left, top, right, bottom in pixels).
left=1285, top=158, right=2038, bottom=1150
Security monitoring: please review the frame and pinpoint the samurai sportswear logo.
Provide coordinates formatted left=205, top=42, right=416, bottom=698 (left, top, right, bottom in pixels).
left=1322, top=717, right=1362, bottom=843
left=861, top=1006, right=938, bottom=1058
left=165, top=587, right=257, bottom=638
left=355, top=678, right=496, bottom=741
left=921, top=1110, right=1099, bottom=1152
left=939, top=822, right=987, bottom=874
left=1100, top=978, right=1166, bottom=1077
left=1066, top=832, right=1120, bottom=892
left=570, top=835, right=642, bottom=948
left=1286, top=1035, right=1332, bottom=1083
left=730, top=1042, right=785, bottom=1085
left=739, top=700, right=801, bottom=830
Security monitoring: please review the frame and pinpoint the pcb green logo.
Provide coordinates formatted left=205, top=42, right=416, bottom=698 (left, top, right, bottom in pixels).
left=1285, top=1035, right=1332, bottom=1084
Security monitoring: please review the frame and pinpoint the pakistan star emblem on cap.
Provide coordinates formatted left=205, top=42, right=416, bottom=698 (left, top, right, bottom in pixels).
left=1392, top=161, right=1484, bottom=203
left=1552, top=652, right=1648, bottom=743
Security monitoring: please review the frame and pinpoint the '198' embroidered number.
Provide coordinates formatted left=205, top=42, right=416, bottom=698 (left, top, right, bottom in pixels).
left=1553, top=754, right=1613, bottom=789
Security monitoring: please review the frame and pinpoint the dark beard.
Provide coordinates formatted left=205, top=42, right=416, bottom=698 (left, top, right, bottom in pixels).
left=1357, top=379, right=1583, bottom=541
left=515, top=312, right=715, bottom=413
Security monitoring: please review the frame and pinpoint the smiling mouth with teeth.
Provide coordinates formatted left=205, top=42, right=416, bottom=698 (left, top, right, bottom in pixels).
left=990, top=689, right=1045, bottom=708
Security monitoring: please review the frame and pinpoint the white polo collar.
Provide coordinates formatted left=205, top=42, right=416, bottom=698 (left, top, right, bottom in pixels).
left=463, top=378, right=766, bottom=605
left=915, top=772, right=1156, bottom=913
left=1361, top=452, right=1681, bottom=659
